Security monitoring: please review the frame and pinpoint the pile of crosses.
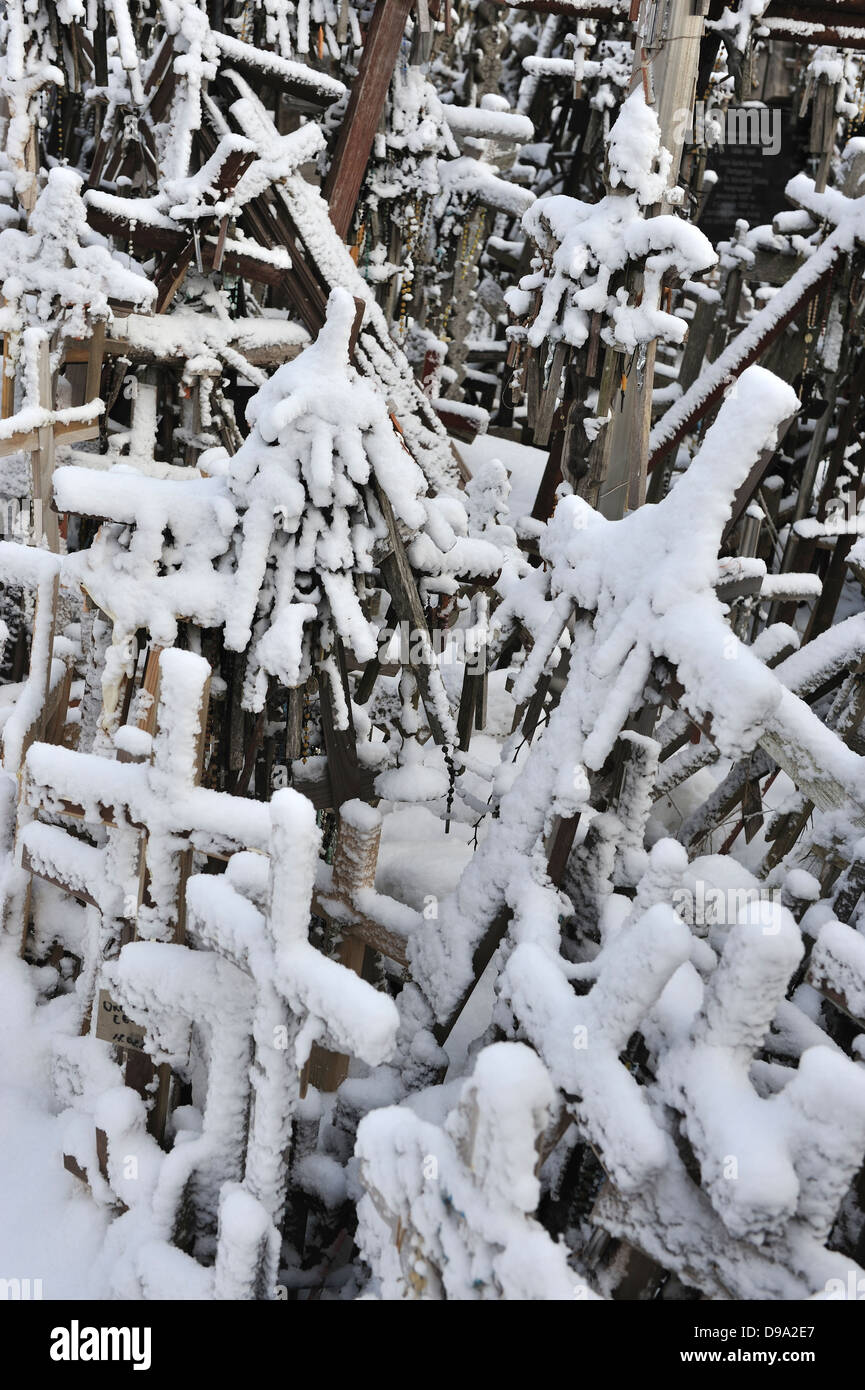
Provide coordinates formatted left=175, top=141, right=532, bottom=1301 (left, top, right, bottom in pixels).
left=0, top=0, right=522, bottom=1297
left=3, top=0, right=865, bottom=1303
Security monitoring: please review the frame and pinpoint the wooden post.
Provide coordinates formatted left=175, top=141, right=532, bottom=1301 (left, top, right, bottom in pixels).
left=303, top=804, right=383, bottom=1092
left=593, top=0, right=706, bottom=519
left=127, top=649, right=208, bottom=1143
left=323, top=0, right=415, bottom=240
left=33, top=336, right=59, bottom=552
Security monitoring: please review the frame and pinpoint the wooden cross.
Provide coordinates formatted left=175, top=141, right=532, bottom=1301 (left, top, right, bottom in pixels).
left=85, top=199, right=289, bottom=301
left=355, top=1040, right=580, bottom=1299
left=323, top=0, right=416, bottom=240
left=105, top=933, right=257, bottom=1259
left=0, top=541, right=67, bottom=777
left=100, top=787, right=399, bottom=1269
left=648, top=157, right=863, bottom=473
left=54, top=392, right=462, bottom=766
left=20, top=646, right=290, bottom=1146
left=0, top=541, right=72, bottom=940
left=20, top=648, right=276, bottom=940
left=0, top=332, right=104, bottom=551
left=87, top=140, right=258, bottom=314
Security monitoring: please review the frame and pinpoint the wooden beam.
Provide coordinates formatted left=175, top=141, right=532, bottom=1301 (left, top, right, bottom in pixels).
left=594, top=0, right=706, bottom=517
left=489, top=0, right=623, bottom=12
left=648, top=262, right=836, bottom=470
left=291, top=763, right=378, bottom=811
left=86, top=208, right=289, bottom=288
left=304, top=809, right=384, bottom=1090
left=323, top=0, right=415, bottom=241
left=21, top=845, right=100, bottom=908
left=372, top=476, right=453, bottom=746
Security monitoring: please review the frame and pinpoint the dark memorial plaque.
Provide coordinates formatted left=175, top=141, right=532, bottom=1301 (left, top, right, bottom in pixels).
left=699, top=105, right=808, bottom=243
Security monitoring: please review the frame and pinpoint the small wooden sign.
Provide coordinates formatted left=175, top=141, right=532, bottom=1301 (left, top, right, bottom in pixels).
left=94, top=990, right=146, bottom=1051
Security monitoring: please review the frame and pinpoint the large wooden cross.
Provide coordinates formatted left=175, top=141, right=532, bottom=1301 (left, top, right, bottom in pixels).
left=323, top=0, right=416, bottom=240
left=87, top=141, right=259, bottom=314
left=21, top=648, right=275, bottom=939
left=20, top=646, right=276, bottom=1143
left=98, top=786, right=400, bottom=1270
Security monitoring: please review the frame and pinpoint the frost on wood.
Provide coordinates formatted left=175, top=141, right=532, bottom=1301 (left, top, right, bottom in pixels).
left=355, top=1042, right=584, bottom=1300
left=2, top=0, right=865, bottom=1308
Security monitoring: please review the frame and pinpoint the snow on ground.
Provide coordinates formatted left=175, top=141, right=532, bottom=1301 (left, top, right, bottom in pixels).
left=377, top=805, right=491, bottom=1074
left=0, top=940, right=109, bottom=1298
left=458, top=432, right=547, bottom=523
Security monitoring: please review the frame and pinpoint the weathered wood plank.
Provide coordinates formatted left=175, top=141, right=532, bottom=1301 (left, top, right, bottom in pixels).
left=323, top=0, right=415, bottom=240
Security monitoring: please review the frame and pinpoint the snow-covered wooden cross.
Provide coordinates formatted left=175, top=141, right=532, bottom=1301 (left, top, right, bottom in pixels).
left=0, top=540, right=71, bottom=938
left=0, top=331, right=103, bottom=551
left=85, top=117, right=329, bottom=311
left=18, top=647, right=271, bottom=1066
left=53, top=288, right=498, bottom=762
left=88, top=136, right=259, bottom=313
left=576, top=894, right=865, bottom=1298
left=99, top=787, right=399, bottom=1290
left=0, top=166, right=156, bottom=548
left=415, top=366, right=865, bottom=1043
left=0, top=540, right=65, bottom=776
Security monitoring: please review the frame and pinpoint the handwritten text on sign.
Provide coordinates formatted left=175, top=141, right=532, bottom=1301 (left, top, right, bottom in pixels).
left=94, top=990, right=146, bottom=1051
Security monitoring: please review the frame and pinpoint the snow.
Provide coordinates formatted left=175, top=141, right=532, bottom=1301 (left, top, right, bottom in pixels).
left=0, top=540, right=62, bottom=775
left=809, top=920, right=865, bottom=1022
left=0, top=168, right=155, bottom=345
left=607, top=89, right=673, bottom=207
left=213, top=31, right=346, bottom=102
left=3, top=0, right=865, bottom=1310
left=443, top=105, right=534, bottom=146
left=431, top=157, right=532, bottom=219
left=651, top=171, right=865, bottom=458
left=57, top=289, right=498, bottom=739
left=0, top=945, right=110, bottom=1297
left=507, top=97, right=715, bottom=354
left=111, top=310, right=309, bottom=362
left=355, top=1042, right=589, bottom=1300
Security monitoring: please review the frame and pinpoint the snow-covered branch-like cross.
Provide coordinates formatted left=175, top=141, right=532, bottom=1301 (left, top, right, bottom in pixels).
left=413, top=363, right=807, bottom=1025
left=21, top=647, right=271, bottom=951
